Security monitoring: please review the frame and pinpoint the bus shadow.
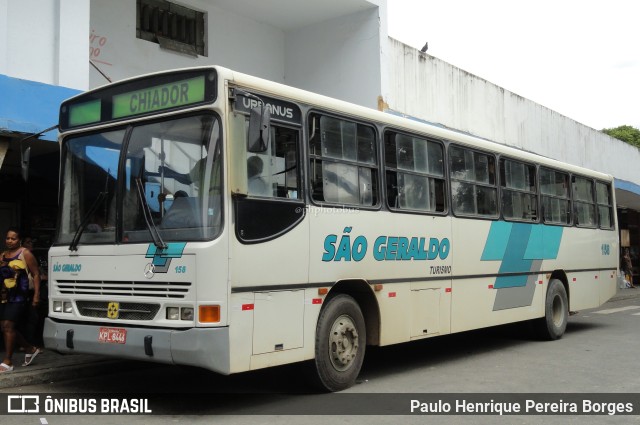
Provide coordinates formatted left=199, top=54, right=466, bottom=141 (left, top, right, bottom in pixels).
left=55, top=318, right=612, bottom=414
left=358, top=318, right=609, bottom=383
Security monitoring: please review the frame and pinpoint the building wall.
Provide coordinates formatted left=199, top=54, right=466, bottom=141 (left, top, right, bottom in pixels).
left=89, top=0, right=286, bottom=87
left=386, top=39, right=640, bottom=188
left=89, top=0, right=383, bottom=109
left=285, top=7, right=382, bottom=109
left=0, top=0, right=89, bottom=90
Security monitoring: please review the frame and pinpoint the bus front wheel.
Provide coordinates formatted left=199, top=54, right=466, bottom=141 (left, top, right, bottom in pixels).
left=534, top=279, right=569, bottom=340
left=313, top=294, right=366, bottom=392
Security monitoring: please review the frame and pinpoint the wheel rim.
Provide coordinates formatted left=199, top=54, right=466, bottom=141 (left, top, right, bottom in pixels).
left=328, top=314, right=359, bottom=372
left=551, top=294, right=565, bottom=327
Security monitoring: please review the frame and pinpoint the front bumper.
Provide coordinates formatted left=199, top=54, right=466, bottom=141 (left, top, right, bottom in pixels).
left=43, top=318, right=231, bottom=374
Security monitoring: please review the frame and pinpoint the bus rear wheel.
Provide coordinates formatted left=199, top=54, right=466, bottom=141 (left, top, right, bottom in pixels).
left=534, top=279, right=568, bottom=340
left=313, top=294, right=366, bottom=392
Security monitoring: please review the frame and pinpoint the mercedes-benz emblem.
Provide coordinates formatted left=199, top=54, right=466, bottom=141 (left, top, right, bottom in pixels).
left=144, top=263, right=155, bottom=279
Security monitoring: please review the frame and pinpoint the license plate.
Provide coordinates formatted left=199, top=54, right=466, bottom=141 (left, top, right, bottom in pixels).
left=98, top=327, right=127, bottom=344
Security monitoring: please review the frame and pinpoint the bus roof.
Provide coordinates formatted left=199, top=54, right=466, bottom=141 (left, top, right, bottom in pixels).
left=62, top=65, right=613, bottom=183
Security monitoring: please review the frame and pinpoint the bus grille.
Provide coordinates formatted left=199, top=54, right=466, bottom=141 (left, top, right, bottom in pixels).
left=55, top=280, right=191, bottom=298
left=76, top=301, right=160, bottom=320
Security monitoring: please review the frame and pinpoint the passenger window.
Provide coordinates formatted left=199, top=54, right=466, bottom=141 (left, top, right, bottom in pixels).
left=385, top=132, right=445, bottom=213
left=449, top=146, right=497, bottom=217
left=540, top=168, right=571, bottom=225
left=596, top=182, right=614, bottom=229
left=500, top=159, right=537, bottom=221
left=309, top=114, right=378, bottom=206
left=573, top=176, right=596, bottom=227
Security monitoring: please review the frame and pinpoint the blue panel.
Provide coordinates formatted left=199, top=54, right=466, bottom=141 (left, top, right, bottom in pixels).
left=542, top=225, right=563, bottom=259
left=482, top=221, right=565, bottom=289
left=0, top=74, right=80, bottom=141
left=524, top=224, right=544, bottom=259
left=146, top=242, right=187, bottom=258
left=481, top=221, right=512, bottom=261
left=494, top=223, right=533, bottom=288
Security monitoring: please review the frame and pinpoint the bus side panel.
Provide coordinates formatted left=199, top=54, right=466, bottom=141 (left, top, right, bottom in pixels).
left=228, top=291, right=255, bottom=373
left=309, top=211, right=452, bottom=346
left=559, top=227, right=616, bottom=311
left=451, top=219, right=548, bottom=333
left=228, top=216, right=310, bottom=371
left=600, top=228, right=619, bottom=305
left=248, top=288, right=322, bottom=371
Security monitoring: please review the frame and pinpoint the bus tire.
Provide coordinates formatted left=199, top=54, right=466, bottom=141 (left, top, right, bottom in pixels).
left=312, top=294, right=366, bottom=392
left=535, top=279, right=568, bottom=340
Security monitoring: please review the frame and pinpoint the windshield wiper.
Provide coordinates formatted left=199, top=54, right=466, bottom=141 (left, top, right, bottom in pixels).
left=134, top=177, right=167, bottom=250
left=69, top=191, right=107, bottom=251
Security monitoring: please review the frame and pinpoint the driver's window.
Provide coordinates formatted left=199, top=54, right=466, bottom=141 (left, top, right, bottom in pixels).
left=246, top=125, right=300, bottom=199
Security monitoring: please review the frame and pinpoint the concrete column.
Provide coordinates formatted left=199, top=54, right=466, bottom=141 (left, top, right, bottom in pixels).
left=57, top=0, right=90, bottom=89
left=0, top=0, right=7, bottom=76
left=0, top=138, right=9, bottom=170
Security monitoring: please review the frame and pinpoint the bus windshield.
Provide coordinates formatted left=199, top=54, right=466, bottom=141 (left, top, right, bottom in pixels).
left=56, top=113, right=222, bottom=246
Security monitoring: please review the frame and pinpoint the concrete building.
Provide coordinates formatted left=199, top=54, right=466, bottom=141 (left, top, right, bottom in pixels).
left=1, top=0, right=639, bottom=269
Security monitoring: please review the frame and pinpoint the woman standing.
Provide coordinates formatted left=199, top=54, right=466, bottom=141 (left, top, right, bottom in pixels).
left=0, top=227, right=42, bottom=372
left=622, top=248, right=636, bottom=288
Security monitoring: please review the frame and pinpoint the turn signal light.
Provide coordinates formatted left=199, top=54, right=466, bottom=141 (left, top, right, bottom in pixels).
left=199, top=305, right=220, bottom=323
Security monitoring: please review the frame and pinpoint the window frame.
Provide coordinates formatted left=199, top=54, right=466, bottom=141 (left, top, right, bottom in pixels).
left=382, top=129, right=448, bottom=215
left=136, top=0, right=206, bottom=57
left=538, top=166, right=572, bottom=227
left=570, top=174, right=597, bottom=229
left=498, top=156, right=539, bottom=223
left=595, top=180, right=615, bottom=230
left=448, top=144, right=499, bottom=219
left=307, top=111, right=381, bottom=210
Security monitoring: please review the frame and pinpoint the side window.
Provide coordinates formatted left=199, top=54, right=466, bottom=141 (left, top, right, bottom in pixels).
left=449, top=146, right=497, bottom=217
left=384, top=131, right=445, bottom=213
left=540, top=168, right=571, bottom=225
left=236, top=120, right=304, bottom=243
left=246, top=125, right=300, bottom=199
left=596, top=182, right=614, bottom=230
left=500, top=158, right=537, bottom=221
left=309, top=114, right=378, bottom=207
left=573, top=176, right=596, bottom=227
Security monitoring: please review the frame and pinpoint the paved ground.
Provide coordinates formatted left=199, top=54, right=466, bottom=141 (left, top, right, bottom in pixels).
left=0, top=285, right=638, bottom=390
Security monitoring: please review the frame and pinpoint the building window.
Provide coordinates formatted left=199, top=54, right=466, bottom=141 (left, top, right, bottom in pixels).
left=136, top=0, right=206, bottom=57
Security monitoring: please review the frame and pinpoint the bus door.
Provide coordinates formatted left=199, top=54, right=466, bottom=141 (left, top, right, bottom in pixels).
left=228, top=91, right=308, bottom=358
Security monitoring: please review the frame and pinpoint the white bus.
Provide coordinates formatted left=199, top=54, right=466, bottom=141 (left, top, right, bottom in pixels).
left=44, top=66, right=618, bottom=391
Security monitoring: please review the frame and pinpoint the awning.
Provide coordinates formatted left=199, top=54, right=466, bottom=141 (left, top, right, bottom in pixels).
left=0, top=74, right=81, bottom=141
left=615, top=178, right=640, bottom=211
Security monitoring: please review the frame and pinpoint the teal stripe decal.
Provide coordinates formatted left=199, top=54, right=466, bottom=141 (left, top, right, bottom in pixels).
left=482, top=222, right=563, bottom=289
left=145, top=242, right=187, bottom=271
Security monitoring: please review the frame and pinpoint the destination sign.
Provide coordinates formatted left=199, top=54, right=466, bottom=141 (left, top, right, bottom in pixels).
left=112, top=76, right=205, bottom=119
left=68, top=99, right=102, bottom=127
left=59, top=69, right=217, bottom=130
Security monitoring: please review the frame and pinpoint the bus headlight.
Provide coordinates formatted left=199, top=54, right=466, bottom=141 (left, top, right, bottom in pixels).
left=63, top=302, right=73, bottom=313
left=166, top=307, right=180, bottom=320
left=180, top=307, right=194, bottom=321
left=53, top=300, right=73, bottom=313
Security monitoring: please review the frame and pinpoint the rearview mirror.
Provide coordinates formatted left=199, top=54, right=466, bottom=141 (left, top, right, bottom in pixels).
left=21, top=146, right=31, bottom=182
left=248, top=106, right=270, bottom=153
